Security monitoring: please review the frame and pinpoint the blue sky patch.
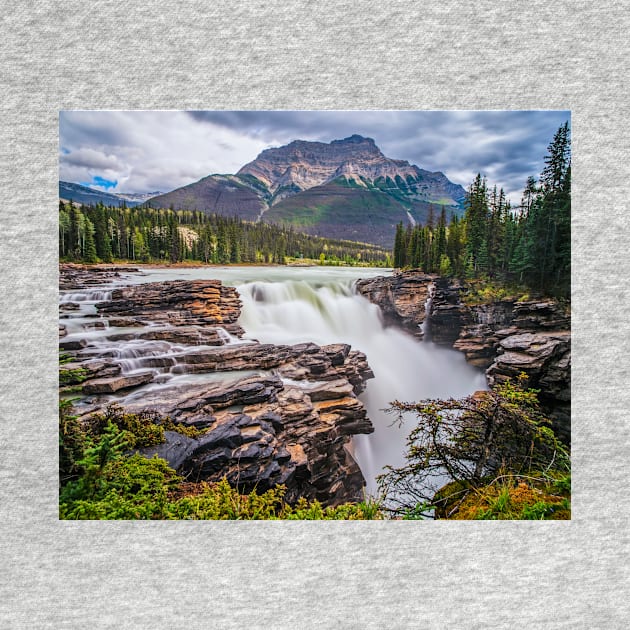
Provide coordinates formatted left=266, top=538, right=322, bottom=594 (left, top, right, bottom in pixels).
left=81, top=175, right=118, bottom=190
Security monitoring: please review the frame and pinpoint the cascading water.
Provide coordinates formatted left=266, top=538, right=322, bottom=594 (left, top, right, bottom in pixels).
left=59, top=266, right=487, bottom=496
left=235, top=274, right=487, bottom=496
left=421, top=281, right=435, bottom=341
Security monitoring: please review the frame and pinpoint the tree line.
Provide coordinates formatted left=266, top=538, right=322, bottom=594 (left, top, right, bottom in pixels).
left=59, top=203, right=392, bottom=266
left=393, top=123, right=571, bottom=296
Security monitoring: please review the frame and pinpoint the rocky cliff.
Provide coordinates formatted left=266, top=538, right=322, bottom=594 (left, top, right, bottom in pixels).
left=356, top=270, right=571, bottom=441
left=238, top=135, right=463, bottom=204
left=59, top=266, right=375, bottom=506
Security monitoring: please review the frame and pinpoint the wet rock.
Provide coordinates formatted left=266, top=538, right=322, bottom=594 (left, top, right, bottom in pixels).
left=138, top=431, right=198, bottom=470
left=60, top=359, right=121, bottom=385
left=355, top=270, right=434, bottom=336
left=81, top=370, right=154, bottom=394
left=96, top=279, right=242, bottom=328
left=139, top=324, right=245, bottom=346
left=59, top=271, right=377, bottom=506
left=59, top=302, right=80, bottom=311
left=118, top=374, right=285, bottom=420
left=59, top=264, right=141, bottom=290
left=307, top=379, right=355, bottom=402
left=107, top=317, right=147, bottom=328
left=59, top=339, right=87, bottom=351
left=322, top=343, right=351, bottom=366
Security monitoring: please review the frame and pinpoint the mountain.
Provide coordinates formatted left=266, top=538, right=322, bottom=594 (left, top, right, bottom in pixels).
left=59, top=181, right=143, bottom=207
left=151, top=135, right=467, bottom=247
left=115, top=190, right=164, bottom=203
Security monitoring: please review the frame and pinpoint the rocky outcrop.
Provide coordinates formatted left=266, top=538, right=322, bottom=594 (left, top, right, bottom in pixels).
left=487, top=330, right=571, bottom=443
left=355, top=270, right=434, bottom=337
left=96, top=280, right=244, bottom=332
left=60, top=268, right=375, bottom=506
left=428, top=277, right=471, bottom=345
left=356, top=270, right=571, bottom=440
left=59, top=263, right=141, bottom=290
left=79, top=347, right=374, bottom=505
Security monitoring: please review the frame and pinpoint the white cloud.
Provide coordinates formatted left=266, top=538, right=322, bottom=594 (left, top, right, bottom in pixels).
left=59, top=110, right=569, bottom=202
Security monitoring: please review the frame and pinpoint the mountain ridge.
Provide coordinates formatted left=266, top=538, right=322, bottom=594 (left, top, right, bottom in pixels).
left=63, top=135, right=466, bottom=248
left=59, top=181, right=164, bottom=208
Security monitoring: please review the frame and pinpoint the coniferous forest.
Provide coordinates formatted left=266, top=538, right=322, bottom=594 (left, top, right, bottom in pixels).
left=393, top=122, right=571, bottom=296
left=58, top=203, right=392, bottom=266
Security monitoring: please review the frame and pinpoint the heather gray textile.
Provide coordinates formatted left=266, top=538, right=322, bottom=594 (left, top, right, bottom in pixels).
left=1, top=1, right=628, bottom=628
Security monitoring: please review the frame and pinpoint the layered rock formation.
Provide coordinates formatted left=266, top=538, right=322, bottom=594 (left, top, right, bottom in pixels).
left=355, top=270, right=434, bottom=338
left=96, top=279, right=244, bottom=335
left=356, top=270, right=571, bottom=441
left=59, top=268, right=375, bottom=505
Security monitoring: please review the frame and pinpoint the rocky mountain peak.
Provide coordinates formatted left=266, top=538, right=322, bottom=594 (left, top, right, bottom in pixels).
left=238, top=135, right=412, bottom=194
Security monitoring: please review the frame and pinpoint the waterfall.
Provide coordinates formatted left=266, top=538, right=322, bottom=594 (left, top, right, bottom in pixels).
left=421, top=281, right=435, bottom=341
left=236, top=275, right=487, bottom=496
left=60, top=267, right=487, bottom=497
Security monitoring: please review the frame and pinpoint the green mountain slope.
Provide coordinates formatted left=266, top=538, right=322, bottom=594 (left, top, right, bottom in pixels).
left=142, top=135, right=466, bottom=248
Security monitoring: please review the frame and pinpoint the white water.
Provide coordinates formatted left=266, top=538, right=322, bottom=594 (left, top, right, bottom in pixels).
left=221, top=268, right=486, bottom=496
left=59, top=266, right=486, bottom=495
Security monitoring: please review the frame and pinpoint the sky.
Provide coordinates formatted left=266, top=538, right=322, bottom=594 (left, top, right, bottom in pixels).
left=59, top=110, right=570, bottom=203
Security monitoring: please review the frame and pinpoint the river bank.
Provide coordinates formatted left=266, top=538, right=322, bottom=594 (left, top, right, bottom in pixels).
left=356, top=270, right=571, bottom=442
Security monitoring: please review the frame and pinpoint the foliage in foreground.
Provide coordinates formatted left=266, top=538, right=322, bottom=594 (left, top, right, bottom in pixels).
left=59, top=402, right=382, bottom=520
left=377, top=374, right=570, bottom=520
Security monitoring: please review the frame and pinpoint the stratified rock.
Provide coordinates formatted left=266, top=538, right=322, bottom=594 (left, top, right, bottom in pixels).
left=60, top=271, right=376, bottom=505
left=96, top=280, right=243, bottom=328
left=93, top=365, right=374, bottom=505
left=138, top=324, right=245, bottom=346
left=60, top=359, right=121, bottom=385
left=487, top=331, right=571, bottom=441
left=82, top=370, right=154, bottom=394
left=59, top=339, right=87, bottom=351
left=117, top=374, right=284, bottom=422
left=355, top=270, right=433, bottom=336
left=139, top=431, right=198, bottom=470
left=356, top=271, right=571, bottom=440
left=59, top=264, right=141, bottom=290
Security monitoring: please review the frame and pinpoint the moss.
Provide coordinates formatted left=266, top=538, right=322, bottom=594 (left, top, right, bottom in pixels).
left=160, top=417, right=209, bottom=440
left=59, top=367, right=89, bottom=386
left=435, top=474, right=571, bottom=520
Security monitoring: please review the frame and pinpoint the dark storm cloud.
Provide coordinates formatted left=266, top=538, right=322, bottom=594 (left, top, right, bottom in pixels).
left=186, top=110, right=570, bottom=199
left=60, top=110, right=569, bottom=199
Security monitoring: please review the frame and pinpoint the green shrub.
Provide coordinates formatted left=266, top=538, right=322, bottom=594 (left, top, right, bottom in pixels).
left=59, top=402, right=383, bottom=520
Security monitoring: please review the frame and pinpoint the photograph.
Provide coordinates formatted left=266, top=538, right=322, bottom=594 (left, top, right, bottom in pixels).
left=58, top=110, right=571, bottom=520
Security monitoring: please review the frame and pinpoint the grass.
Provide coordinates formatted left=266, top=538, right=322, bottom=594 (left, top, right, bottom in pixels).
left=435, top=472, right=571, bottom=520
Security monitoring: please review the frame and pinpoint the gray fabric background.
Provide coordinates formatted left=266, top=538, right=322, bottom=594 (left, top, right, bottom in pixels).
left=1, top=1, right=628, bottom=627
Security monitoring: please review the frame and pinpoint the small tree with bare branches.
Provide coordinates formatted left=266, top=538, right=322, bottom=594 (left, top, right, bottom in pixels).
left=377, top=374, right=569, bottom=519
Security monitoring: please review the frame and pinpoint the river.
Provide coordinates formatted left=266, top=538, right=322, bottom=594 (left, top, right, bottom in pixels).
left=60, top=265, right=487, bottom=496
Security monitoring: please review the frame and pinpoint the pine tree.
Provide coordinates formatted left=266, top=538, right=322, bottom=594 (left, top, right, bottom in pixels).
left=393, top=222, right=405, bottom=268
left=83, top=217, right=98, bottom=263
left=464, top=174, right=489, bottom=272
